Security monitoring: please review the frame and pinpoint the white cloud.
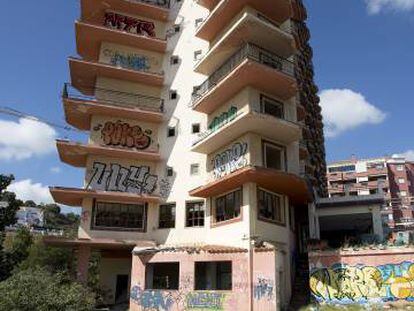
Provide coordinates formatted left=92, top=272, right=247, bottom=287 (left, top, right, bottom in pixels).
left=0, top=118, right=57, bottom=161
left=366, top=0, right=414, bottom=14
left=7, top=179, right=53, bottom=205
left=392, top=150, right=414, bottom=161
left=320, top=89, right=386, bottom=138
left=50, top=167, right=61, bottom=174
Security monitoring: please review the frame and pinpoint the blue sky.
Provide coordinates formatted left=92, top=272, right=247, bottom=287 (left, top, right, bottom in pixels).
left=0, top=0, right=413, bottom=207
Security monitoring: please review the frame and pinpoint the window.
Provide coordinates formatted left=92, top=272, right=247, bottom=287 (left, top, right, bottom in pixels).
left=398, top=178, right=405, bottom=184
left=159, top=204, right=176, bottom=229
left=195, top=261, right=232, bottom=290
left=186, top=201, right=205, bottom=227
left=215, top=189, right=242, bottom=223
left=192, top=123, right=201, bottom=134
left=145, top=262, right=179, bottom=290
left=92, top=202, right=147, bottom=231
left=167, top=126, right=176, bottom=137
left=174, top=24, right=181, bottom=33
left=258, top=189, right=285, bottom=224
left=194, top=50, right=203, bottom=61
left=260, top=95, right=284, bottom=119
left=170, top=90, right=178, bottom=100
left=195, top=18, right=204, bottom=28
left=263, top=142, right=284, bottom=170
left=170, top=56, right=179, bottom=65
left=166, top=167, right=174, bottom=177
left=397, top=165, right=404, bottom=171
left=190, top=164, right=200, bottom=176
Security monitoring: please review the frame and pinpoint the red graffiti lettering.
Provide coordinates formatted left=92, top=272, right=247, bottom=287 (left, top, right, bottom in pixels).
left=104, top=12, right=156, bottom=37
left=101, top=121, right=152, bottom=150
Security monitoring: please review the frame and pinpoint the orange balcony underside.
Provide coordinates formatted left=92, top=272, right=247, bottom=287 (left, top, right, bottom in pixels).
left=81, top=0, right=169, bottom=23
left=195, top=13, right=296, bottom=75
left=69, top=58, right=164, bottom=95
left=193, top=59, right=297, bottom=114
left=50, top=187, right=160, bottom=207
left=57, top=140, right=161, bottom=168
left=196, top=0, right=291, bottom=42
left=76, top=22, right=167, bottom=61
left=189, top=166, right=311, bottom=205
left=197, top=0, right=220, bottom=10
left=44, top=237, right=155, bottom=250
left=63, top=97, right=163, bottom=131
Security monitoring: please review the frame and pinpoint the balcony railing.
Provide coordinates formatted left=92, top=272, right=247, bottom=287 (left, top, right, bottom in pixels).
left=130, top=0, right=171, bottom=9
left=191, top=43, right=295, bottom=105
left=63, top=83, right=164, bottom=113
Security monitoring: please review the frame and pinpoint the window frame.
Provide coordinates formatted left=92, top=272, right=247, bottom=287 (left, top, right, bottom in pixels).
left=194, top=261, right=232, bottom=291
left=257, top=188, right=286, bottom=226
left=158, top=203, right=176, bottom=229
left=262, top=140, right=286, bottom=171
left=185, top=201, right=205, bottom=228
left=190, top=163, right=200, bottom=176
left=260, top=94, right=284, bottom=119
left=167, top=126, right=176, bottom=137
left=91, top=200, right=148, bottom=232
left=213, top=188, right=243, bottom=225
left=145, top=262, right=180, bottom=290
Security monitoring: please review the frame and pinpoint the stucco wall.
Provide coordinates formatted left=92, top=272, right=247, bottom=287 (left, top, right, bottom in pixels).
left=309, top=248, right=414, bottom=304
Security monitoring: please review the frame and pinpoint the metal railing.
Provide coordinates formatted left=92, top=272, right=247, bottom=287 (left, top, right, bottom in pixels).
left=191, top=43, right=295, bottom=105
left=129, top=0, right=171, bottom=9
left=63, top=83, right=164, bottom=113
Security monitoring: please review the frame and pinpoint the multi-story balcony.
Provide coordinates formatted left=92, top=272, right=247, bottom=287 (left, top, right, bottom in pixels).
left=192, top=43, right=297, bottom=114
left=76, top=21, right=167, bottom=61
left=81, top=0, right=170, bottom=24
left=196, top=0, right=291, bottom=42
left=50, top=186, right=160, bottom=207
left=63, top=83, right=164, bottom=131
left=191, top=108, right=301, bottom=154
left=57, top=140, right=161, bottom=168
left=195, top=10, right=295, bottom=76
left=69, top=57, right=164, bottom=93
left=189, top=166, right=310, bottom=205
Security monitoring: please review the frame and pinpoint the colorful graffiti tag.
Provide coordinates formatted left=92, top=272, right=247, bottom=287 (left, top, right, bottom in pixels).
left=212, top=142, right=248, bottom=179
left=103, top=49, right=150, bottom=71
left=208, top=106, right=237, bottom=132
left=87, top=162, right=158, bottom=194
left=97, top=121, right=152, bottom=150
left=254, top=277, right=274, bottom=301
left=104, top=12, right=156, bottom=37
left=186, top=292, right=226, bottom=310
left=131, top=286, right=174, bottom=311
left=310, top=262, right=414, bottom=304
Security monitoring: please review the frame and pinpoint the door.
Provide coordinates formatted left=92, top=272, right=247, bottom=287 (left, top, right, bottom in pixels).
left=115, top=274, right=129, bottom=303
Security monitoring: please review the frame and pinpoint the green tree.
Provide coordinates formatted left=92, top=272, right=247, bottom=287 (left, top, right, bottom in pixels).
left=0, top=267, right=95, bottom=311
left=24, top=200, right=37, bottom=207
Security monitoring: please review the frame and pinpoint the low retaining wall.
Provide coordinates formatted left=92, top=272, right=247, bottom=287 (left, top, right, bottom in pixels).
left=308, top=248, right=414, bottom=304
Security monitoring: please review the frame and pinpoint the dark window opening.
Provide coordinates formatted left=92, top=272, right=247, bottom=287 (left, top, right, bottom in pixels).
left=166, top=167, right=174, bottom=177
left=195, top=261, right=232, bottom=290
left=170, top=56, right=180, bottom=65
left=145, top=262, right=179, bottom=290
left=215, top=189, right=242, bottom=223
left=192, top=123, right=201, bottom=134
left=263, top=142, right=283, bottom=170
left=186, top=201, right=205, bottom=227
left=159, top=204, right=176, bottom=229
left=92, top=201, right=147, bottom=231
left=260, top=95, right=284, bottom=119
left=258, top=189, right=284, bottom=224
left=170, top=90, right=178, bottom=100
left=168, top=126, right=176, bottom=137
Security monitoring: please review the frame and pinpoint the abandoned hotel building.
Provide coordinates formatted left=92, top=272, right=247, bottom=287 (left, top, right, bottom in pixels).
left=46, top=0, right=328, bottom=309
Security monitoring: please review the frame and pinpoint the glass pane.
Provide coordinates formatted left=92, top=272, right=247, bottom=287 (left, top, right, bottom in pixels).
left=265, top=145, right=282, bottom=170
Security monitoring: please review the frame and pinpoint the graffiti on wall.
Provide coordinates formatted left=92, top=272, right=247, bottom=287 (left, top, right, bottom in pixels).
left=212, top=142, right=248, bottom=179
left=87, top=162, right=158, bottom=195
left=103, top=49, right=153, bottom=71
left=186, top=292, right=226, bottom=310
left=104, top=12, right=156, bottom=37
left=94, top=121, right=153, bottom=150
left=254, top=277, right=275, bottom=301
left=159, top=178, right=172, bottom=199
left=131, top=285, right=174, bottom=311
left=310, top=262, right=414, bottom=304
left=208, top=106, right=237, bottom=132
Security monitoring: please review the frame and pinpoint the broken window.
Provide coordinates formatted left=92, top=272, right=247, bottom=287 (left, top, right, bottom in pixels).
left=186, top=201, right=205, bottom=227
left=145, top=262, right=179, bottom=290
left=215, top=189, right=242, bottom=223
left=195, top=261, right=232, bottom=290
left=159, top=204, right=176, bottom=229
left=258, top=189, right=285, bottom=225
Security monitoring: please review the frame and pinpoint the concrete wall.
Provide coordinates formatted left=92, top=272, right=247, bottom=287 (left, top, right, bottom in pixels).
left=309, top=248, right=414, bottom=304
left=129, top=249, right=281, bottom=311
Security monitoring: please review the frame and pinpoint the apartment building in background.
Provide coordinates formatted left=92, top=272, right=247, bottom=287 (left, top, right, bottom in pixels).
left=327, top=156, right=414, bottom=232
left=46, top=0, right=326, bottom=309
